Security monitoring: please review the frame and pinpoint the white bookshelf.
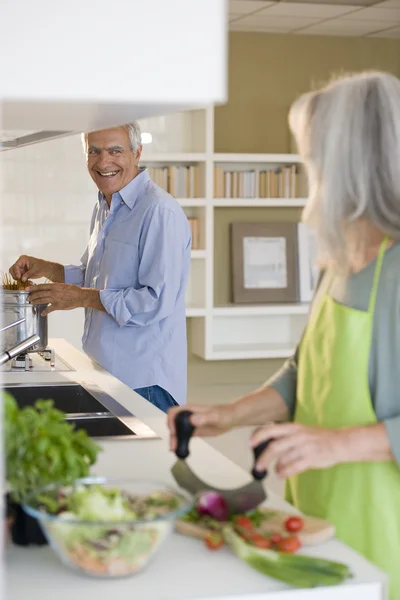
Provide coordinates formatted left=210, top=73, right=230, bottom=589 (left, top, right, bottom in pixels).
left=179, top=198, right=208, bottom=207
left=138, top=107, right=310, bottom=361
left=141, top=153, right=206, bottom=162
left=213, top=153, right=303, bottom=163
left=212, top=304, right=310, bottom=317
left=191, top=250, right=208, bottom=259
left=212, top=198, right=307, bottom=208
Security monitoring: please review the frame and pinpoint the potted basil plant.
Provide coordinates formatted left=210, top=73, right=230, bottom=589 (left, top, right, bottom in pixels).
left=4, top=391, right=101, bottom=546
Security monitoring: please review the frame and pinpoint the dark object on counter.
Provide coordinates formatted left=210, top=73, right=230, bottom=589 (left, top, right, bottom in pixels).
left=6, top=494, right=47, bottom=546
left=171, top=410, right=272, bottom=514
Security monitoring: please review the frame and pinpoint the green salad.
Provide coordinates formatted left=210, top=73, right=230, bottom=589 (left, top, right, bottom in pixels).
left=32, top=483, right=187, bottom=577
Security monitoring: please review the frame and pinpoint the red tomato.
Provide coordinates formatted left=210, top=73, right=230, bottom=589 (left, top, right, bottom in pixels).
left=269, top=533, right=283, bottom=545
left=285, top=516, right=304, bottom=533
left=276, top=536, right=302, bottom=553
left=204, top=532, right=224, bottom=550
left=233, top=516, right=254, bottom=530
left=248, top=534, right=272, bottom=549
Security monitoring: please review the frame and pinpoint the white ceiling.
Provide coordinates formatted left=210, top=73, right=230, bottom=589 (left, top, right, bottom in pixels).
left=229, top=0, right=400, bottom=37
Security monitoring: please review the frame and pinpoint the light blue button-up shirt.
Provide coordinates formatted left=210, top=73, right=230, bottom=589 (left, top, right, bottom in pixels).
left=64, top=169, right=192, bottom=405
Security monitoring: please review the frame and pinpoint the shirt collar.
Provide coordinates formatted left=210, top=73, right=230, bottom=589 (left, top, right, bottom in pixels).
left=98, top=168, right=150, bottom=209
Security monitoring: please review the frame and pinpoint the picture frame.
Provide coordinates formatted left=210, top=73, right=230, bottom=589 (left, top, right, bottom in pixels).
left=230, top=222, right=299, bottom=304
left=297, top=222, right=319, bottom=303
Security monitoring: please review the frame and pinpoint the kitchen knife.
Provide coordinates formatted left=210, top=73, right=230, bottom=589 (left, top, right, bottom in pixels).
left=171, top=409, right=272, bottom=514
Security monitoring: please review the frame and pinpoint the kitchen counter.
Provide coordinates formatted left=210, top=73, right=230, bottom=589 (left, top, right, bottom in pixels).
left=6, top=339, right=388, bottom=600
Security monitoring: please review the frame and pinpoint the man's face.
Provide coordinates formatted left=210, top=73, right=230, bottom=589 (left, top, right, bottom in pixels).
left=86, top=127, right=142, bottom=200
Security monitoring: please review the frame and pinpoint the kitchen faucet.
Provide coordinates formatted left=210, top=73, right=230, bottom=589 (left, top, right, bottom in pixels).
left=0, top=317, right=41, bottom=365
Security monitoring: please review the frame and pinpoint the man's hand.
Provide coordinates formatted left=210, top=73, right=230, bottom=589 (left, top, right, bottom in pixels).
left=27, top=283, right=106, bottom=316
left=9, top=255, right=64, bottom=283
left=27, top=283, right=84, bottom=316
left=250, top=422, right=345, bottom=479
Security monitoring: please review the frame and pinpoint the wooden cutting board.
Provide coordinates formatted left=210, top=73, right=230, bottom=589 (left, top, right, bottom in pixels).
left=176, top=508, right=335, bottom=546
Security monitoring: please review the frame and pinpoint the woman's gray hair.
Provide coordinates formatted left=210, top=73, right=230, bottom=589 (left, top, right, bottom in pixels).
left=82, top=121, right=142, bottom=152
left=289, top=71, right=400, bottom=272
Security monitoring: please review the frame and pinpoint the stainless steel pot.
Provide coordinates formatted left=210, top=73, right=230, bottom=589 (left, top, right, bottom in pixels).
left=0, top=289, right=48, bottom=353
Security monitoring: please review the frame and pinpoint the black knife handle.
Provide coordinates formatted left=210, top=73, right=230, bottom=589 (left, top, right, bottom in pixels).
left=251, top=439, right=272, bottom=481
left=175, top=410, right=195, bottom=459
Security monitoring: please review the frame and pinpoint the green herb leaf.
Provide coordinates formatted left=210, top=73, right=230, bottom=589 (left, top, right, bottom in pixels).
left=3, top=391, right=101, bottom=504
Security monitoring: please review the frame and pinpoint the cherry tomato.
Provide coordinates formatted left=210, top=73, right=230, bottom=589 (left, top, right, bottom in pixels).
left=233, top=516, right=254, bottom=530
left=276, top=536, right=302, bottom=553
left=269, top=533, right=283, bottom=545
left=204, top=532, right=224, bottom=550
left=248, top=534, right=272, bottom=549
left=285, top=516, right=304, bottom=533
left=236, top=528, right=255, bottom=544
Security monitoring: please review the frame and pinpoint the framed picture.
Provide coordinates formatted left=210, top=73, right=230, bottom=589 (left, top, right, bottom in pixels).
left=231, top=222, right=299, bottom=304
left=297, top=222, right=319, bottom=303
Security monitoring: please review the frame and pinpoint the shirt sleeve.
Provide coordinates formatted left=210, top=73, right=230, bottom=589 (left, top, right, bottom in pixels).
left=383, top=418, right=400, bottom=465
left=64, top=245, right=88, bottom=286
left=265, top=348, right=299, bottom=419
left=99, top=205, right=190, bottom=327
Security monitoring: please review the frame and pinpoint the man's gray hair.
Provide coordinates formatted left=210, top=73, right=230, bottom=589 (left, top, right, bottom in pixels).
left=289, top=71, right=400, bottom=272
left=82, top=121, right=142, bottom=152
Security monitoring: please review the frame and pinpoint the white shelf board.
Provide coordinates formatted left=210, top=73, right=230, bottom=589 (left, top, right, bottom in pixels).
left=191, top=249, right=207, bottom=259
left=179, top=198, right=208, bottom=207
left=186, top=307, right=207, bottom=317
left=213, top=153, right=302, bottom=164
left=212, top=198, right=307, bottom=208
left=213, top=304, right=310, bottom=317
left=209, top=343, right=295, bottom=360
left=140, top=153, right=207, bottom=163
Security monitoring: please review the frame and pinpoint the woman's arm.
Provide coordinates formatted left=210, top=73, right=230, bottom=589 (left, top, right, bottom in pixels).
left=229, top=348, right=300, bottom=427
left=230, top=386, right=289, bottom=427
left=168, top=352, right=298, bottom=448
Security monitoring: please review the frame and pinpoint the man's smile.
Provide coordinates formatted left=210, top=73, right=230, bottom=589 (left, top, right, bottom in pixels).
left=96, top=170, right=120, bottom=178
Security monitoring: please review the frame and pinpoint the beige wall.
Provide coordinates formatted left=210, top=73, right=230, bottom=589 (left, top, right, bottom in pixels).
left=215, top=31, right=400, bottom=154
left=187, top=31, right=400, bottom=390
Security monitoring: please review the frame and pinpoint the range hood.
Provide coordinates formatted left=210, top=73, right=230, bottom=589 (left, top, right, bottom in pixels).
left=0, top=130, right=72, bottom=152
left=1, top=0, right=227, bottom=148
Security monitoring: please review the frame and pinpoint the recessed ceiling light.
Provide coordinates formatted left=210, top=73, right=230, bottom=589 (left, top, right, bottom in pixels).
left=141, top=132, right=153, bottom=144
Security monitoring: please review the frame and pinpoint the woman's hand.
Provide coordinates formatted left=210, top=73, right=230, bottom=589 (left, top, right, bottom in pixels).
left=250, top=423, right=345, bottom=478
left=167, top=404, right=237, bottom=452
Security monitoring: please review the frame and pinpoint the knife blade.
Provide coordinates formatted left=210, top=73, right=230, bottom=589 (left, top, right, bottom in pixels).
left=171, top=410, right=272, bottom=514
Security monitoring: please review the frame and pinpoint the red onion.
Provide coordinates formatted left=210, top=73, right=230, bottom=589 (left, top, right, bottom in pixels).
left=197, top=492, right=229, bottom=521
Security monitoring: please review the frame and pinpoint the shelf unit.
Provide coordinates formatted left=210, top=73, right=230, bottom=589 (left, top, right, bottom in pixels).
left=138, top=107, right=309, bottom=361
left=212, top=198, right=307, bottom=208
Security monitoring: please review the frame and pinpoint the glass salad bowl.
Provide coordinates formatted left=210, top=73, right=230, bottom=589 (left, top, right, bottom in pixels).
left=23, top=477, right=193, bottom=578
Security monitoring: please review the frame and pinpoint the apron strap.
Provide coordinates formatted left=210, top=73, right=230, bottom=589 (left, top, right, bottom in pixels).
left=324, top=235, right=389, bottom=310
left=368, top=235, right=389, bottom=314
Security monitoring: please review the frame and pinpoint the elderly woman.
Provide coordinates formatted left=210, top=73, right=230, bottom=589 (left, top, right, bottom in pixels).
left=168, top=71, right=400, bottom=598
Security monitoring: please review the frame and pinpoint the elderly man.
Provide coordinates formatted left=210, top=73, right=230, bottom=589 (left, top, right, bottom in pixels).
left=9, top=122, right=192, bottom=412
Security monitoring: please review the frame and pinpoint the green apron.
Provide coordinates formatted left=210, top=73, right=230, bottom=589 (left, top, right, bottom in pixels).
left=287, top=237, right=400, bottom=599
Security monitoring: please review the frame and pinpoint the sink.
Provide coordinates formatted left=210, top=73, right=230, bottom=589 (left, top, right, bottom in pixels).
left=66, top=415, right=137, bottom=439
left=4, top=383, right=107, bottom=414
left=4, top=382, right=158, bottom=441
